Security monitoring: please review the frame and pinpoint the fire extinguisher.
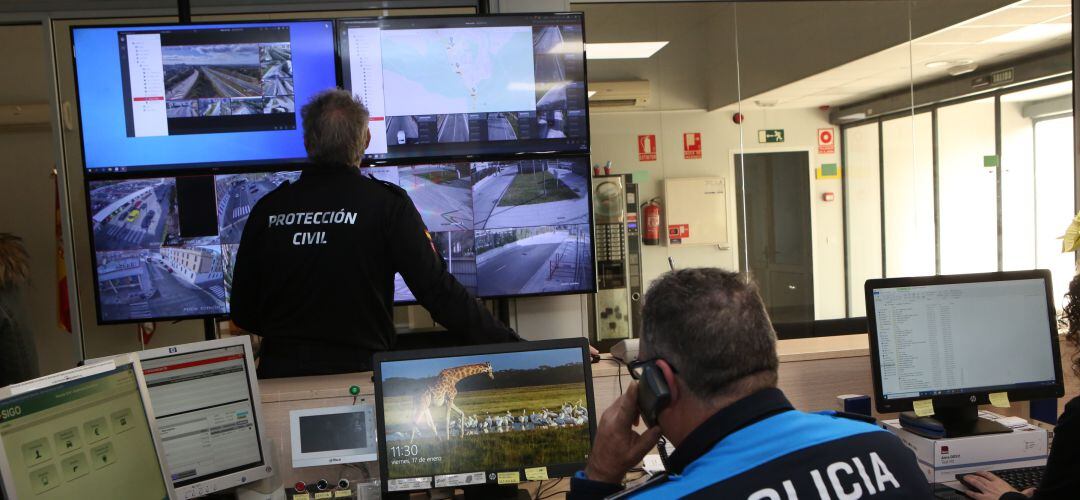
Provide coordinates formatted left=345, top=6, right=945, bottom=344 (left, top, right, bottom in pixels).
left=642, top=198, right=662, bottom=246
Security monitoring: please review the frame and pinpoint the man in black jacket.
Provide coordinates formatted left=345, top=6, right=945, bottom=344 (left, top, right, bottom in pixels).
left=570, top=268, right=931, bottom=499
left=230, top=90, right=519, bottom=378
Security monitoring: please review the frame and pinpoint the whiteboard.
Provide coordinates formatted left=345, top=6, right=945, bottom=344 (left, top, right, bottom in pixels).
left=663, top=177, right=728, bottom=246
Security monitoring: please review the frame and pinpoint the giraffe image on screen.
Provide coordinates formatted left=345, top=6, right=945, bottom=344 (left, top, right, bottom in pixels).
left=379, top=348, right=590, bottom=479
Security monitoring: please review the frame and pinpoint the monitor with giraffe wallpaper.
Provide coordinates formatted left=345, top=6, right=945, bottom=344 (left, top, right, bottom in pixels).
left=372, top=338, right=596, bottom=494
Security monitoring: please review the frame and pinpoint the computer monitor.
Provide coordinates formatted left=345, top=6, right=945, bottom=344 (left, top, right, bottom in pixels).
left=372, top=338, right=596, bottom=495
left=72, top=20, right=337, bottom=175
left=367, top=156, right=595, bottom=303
left=865, top=270, right=1065, bottom=437
left=338, top=13, right=589, bottom=163
left=288, top=403, right=378, bottom=468
left=0, top=356, right=175, bottom=500
left=87, top=156, right=594, bottom=323
left=136, top=337, right=271, bottom=497
left=88, top=337, right=271, bottom=498
left=86, top=171, right=301, bottom=324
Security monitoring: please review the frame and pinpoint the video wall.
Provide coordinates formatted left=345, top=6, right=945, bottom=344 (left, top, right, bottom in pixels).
left=88, top=157, right=593, bottom=323
left=73, top=13, right=592, bottom=324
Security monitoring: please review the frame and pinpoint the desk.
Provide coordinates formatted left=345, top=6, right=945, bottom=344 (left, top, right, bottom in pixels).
left=256, top=337, right=1077, bottom=490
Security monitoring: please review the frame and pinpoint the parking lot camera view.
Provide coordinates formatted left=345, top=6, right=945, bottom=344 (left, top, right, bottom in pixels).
left=379, top=348, right=591, bottom=483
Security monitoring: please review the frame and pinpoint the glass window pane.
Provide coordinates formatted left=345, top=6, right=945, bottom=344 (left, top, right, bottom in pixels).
left=937, top=97, right=997, bottom=275
left=845, top=122, right=882, bottom=317
left=882, top=113, right=934, bottom=277
left=1000, top=97, right=1036, bottom=271
left=1035, top=116, right=1075, bottom=308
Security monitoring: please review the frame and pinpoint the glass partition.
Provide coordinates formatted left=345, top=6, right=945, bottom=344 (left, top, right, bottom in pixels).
left=579, top=0, right=1072, bottom=337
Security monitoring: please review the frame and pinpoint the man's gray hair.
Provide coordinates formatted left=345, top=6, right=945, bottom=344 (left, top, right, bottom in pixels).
left=641, top=268, right=779, bottom=400
left=301, top=89, right=370, bottom=166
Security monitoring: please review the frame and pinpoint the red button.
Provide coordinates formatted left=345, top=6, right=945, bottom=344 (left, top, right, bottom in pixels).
left=294, top=481, right=306, bottom=492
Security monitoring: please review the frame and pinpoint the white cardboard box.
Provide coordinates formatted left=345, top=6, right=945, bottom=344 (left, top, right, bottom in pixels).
left=882, top=411, right=1048, bottom=483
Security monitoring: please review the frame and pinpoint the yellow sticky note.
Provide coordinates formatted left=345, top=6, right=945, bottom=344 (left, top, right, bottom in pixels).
left=497, top=471, right=521, bottom=484
left=913, top=399, right=935, bottom=417
left=292, top=494, right=311, bottom=500
left=313, top=493, right=333, bottom=499
left=525, top=467, right=549, bottom=481
left=333, top=491, right=352, bottom=498
left=990, top=392, right=1011, bottom=408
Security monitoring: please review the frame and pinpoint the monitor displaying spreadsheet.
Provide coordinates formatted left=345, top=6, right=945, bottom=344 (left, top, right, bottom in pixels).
left=870, top=277, right=1059, bottom=401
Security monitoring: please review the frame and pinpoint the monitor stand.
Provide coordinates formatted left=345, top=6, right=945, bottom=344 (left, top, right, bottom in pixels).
left=899, top=403, right=1011, bottom=439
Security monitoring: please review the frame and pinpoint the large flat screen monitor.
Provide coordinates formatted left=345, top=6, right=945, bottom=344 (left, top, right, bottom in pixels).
left=370, top=156, right=595, bottom=302
left=339, top=13, right=589, bottom=163
left=372, top=338, right=595, bottom=494
left=865, top=270, right=1064, bottom=435
left=0, top=357, right=175, bottom=500
left=72, top=20, right=337, bottom=176
left=112, top=337, right=271, bottom=498
left=87, top=156, right=594, bottom=324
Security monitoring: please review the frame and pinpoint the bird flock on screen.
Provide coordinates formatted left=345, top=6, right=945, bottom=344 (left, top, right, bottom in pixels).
left=393, top=400, right=589, bottom=440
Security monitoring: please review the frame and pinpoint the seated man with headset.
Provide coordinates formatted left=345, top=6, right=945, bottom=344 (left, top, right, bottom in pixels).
left=570, top=268, right=930, bottom=499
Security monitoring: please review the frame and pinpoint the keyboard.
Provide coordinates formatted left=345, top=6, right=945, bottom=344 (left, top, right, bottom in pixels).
left=956, top=466, right=1046, bottom=492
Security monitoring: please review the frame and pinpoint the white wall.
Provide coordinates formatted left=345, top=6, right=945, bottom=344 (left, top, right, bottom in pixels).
left=588, top=106, right=846, bottom=319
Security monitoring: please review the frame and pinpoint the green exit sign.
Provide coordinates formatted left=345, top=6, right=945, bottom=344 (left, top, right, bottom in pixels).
left=758, top=129, right=785, bottom=143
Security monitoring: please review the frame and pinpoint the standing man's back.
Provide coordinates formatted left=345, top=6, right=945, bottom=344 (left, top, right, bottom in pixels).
left=230, top=90, right=517, bottom=378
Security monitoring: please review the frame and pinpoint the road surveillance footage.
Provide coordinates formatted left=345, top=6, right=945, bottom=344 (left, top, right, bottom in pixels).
left=215, top=171, right=300, bottom=244
left=95, top=238, right=227, bottom=322
left=399, top=164, right=474, bottom=232
left=91, top=172, right=307, bottom=322
left=378, top=156, right=593, bottom=301
left=125, top=26, right=300, bottom=136
left=394, top=230, right=477, bottom=303
left=475, top=225, right=592, bottom=297
left=473, top=159, right=589, bottom=230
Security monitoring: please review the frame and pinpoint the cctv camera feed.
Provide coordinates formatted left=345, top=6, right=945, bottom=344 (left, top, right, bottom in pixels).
left=90, top=155, right=592, bottom=322
left=339, top=13, right=588, bottom=162
left=378, top=347, right=592, bottom=490
left=370, top=156, right=593, bottom=302
left=72, top=21, right=335, bottom=174
left=89, top=171, right=297, bottom=323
